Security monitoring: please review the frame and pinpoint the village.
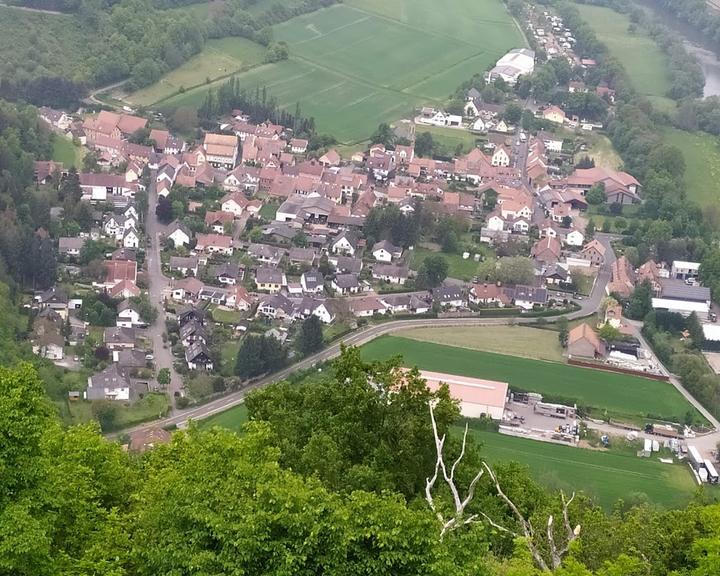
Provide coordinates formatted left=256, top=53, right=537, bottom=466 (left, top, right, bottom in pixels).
left=25, top=4, right=718, bottom=432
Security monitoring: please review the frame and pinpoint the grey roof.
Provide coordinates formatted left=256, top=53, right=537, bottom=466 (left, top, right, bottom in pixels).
left=213, top=261, right=242, bottom=280
left=260, top=293, right=295, bottom=315
left=185, top=341, right=212, bottom=363
left=288, top=247, right=317, bottom=264
left=117, top=299, right=139, bottom=314
left=659, top=279, right=711, bottom=302
left=256, top=266, right=285, bottom=285
left=169, top=256, right=198, bottom=269
left=58, top=237, right=85, bottom=251
left=373, top=263, right=409, bottom=278
left=333, top=256, right=363, bottom=274
left=249, top=243, right=284, bottom=261
left=114, top=349, right=147, bottom=369
left=372, top=240, right=401, bottom=254
left=88, top=364, right=129, bottom=395
left=103, top=326, right=136, bottom=344
left=433, top=285, right=465, bottom=302
left=512, top=285, right=548, bottom=303
left=37, top=286, right=68, bottom=304
left=180, top=319, right=207, bottom=341
left=302, top=269, right=324, bottom=289
left=333, top=273, right=359, bottom=289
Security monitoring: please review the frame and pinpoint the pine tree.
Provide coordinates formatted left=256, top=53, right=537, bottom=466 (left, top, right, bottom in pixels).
left=297, top=315, right=324, bottom=356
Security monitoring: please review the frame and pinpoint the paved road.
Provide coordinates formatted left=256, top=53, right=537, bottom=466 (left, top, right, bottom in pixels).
left=86, top=79, right=129, bottom=108
left=146, top=177, right=183, bottom=411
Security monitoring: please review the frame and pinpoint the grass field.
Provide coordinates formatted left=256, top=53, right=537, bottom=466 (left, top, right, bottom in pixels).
left=159, top=0, right=524, bottom=142
left=361, top=336, right=700, bottom=422
left=576, top=4, right=672, bottom=104
left=396, top=325, right=565, bottom=361
left=126, top=38, right=268, bottom=106
left=195, top=400, right=699, bottom=509
left=409, top=247, right=492, bottom=281
left=582, top=132, right=622, bottom=170
left=415, top=125, right=481, bottom=157
left=469, top=428, right=698, bottom=509
left=52, top=136, right=84, bottom=168
left=662, top=127, right=720, bottom=208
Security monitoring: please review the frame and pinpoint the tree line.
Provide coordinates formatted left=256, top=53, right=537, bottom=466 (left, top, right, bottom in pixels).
left=3, top=347, right=720, bottom=575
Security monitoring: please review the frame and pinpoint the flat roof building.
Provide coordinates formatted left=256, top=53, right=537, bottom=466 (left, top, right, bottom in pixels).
left=419, top=370, right=508, bottom=420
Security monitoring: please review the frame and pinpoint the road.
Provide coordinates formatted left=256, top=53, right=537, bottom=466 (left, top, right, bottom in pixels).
left=85, top=79, right=129, bottom=109
left=0, top=1, right=63, bottom=14
left=145, top=176, right=183, bottom=411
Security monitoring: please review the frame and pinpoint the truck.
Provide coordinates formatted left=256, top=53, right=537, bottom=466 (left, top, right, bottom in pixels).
left=645, top=423, right=679, bottom=439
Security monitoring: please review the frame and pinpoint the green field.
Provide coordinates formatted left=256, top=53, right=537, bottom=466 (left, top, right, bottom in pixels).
left=662, top=127, right=720, bottom=208
left=52, top=136, right=84, bottom=168
left=397, top=325, right=565, bottom=361
left=127, top=38, right=268, bottom=106
left=361, top=336, right=700, bottom=422
left=196, top=401, right=699, bottom=509
left=576, top=4, right=672, bottom=104
left=470, top=428, right=698, bottom=509
left=159, top=0, right=524, bottom=142
left=415, top=125, right=481, bottom=157
left=409, top=247, right=492, bottom=281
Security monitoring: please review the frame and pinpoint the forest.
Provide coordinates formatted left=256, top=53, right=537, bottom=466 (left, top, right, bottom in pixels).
left=0, top=0, right=339, bottom=107
left=0, top=345, right=719, bottom=575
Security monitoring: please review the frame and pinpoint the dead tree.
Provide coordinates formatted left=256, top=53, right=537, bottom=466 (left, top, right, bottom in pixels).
left=425, top=404, right=580, bottom=571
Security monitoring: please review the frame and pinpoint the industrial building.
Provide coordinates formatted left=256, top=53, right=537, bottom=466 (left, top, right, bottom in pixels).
left=419, top=370, right=508, bottom=420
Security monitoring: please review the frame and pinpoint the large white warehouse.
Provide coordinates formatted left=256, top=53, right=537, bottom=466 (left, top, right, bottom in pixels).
left=485, top=48, right=535, bottom=85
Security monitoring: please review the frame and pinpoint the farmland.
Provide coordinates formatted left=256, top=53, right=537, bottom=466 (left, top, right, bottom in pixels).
left=662, top=127, right=720, bottom=208
left=158, top=0, right=525, bottom=142
left=396, top=325, right=565, bottom=361
left=197, top=400, right=699, bottom=509
left=126, top=38, right=268, bottom=107
left=575, top=4, right=672, bottom=106
left=361, top=336, right=701, bottom=422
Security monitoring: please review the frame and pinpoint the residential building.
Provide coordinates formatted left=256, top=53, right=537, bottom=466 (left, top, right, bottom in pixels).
left=116, top=299, right=143, bottom=328
left=372, top=240, right=402, bottom=263
left=195, top=233, right=233, bottom=255
left=581, top=239, right=606, bottom=266
left=185, top=341, right=214, bottom=371
left=652, top=279, right=711, bottom=317
left=332, top=273, right=361, bottom=295
left=301, top=269, right=325, bottom=294
left=531, top=236, right=562, bottom=265
left=86, top=364, right=144, bottom=402
left=203, top=133, right=238, bottom=169
left=167, top=220, right=192, bottom=248
left=255, top=267, right=286, bottom=293
left=330, top=230, right=359, bottom=256
left=372, top=263, right=409, bottom=285
left=568, top=323, right=605, bottom=359
left=511, top=285, right=548, bottom=310
left=169, top=256, right=199, bottom=277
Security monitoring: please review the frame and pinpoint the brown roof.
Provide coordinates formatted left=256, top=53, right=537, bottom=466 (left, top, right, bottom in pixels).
left=104, top=260, right=137, bottom=284
left=128, top=427, right=171, bottom=453
left=582, top=239, right=606, bottom=256
left=568, top=323, right=603, bottom=352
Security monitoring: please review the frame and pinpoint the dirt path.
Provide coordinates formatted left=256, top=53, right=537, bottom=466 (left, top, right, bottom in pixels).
left=0, top=2, right=64, bottom=15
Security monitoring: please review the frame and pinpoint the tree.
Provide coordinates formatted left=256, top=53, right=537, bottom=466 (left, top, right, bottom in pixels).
left=370, top=123, right=395, bottom=148
left=557, top=316, right=569, bottom=348
left=504, top=102, right=523, bottom=124
left=155, top=197, right=173, bottom=224
left=415, top=131, right=434, bottom=157
left=157, top=368, right=171, bottom=387
left=170, top=106, right=198, bottom=133
left=687, top=312, right=705, bottom=350
left=235, top=335, right=265, bottom=379
left=416, top=255, right=448, bottom=289
left=598, top=323, right=621, bottom=342
left=626, top=280, right=653, bottom=320
left=586, top=218, right=596, bottom=240
left=296, top=315, right=324, bottom=356
left=586, top=184, right=606, bottom=205
left=496, top=256, right=535, bottom=285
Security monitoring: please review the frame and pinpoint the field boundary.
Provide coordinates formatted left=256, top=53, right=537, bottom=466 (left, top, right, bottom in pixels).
left=568, top=357, right=670, bottom=382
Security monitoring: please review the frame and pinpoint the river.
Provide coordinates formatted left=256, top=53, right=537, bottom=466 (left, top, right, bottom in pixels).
left=637, top=0, right=720, bottom=97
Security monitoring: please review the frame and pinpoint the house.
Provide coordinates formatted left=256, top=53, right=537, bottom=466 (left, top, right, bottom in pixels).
left=289, top=247, right=317, bottom=266
left=290, top=138, right=308, bottom=154
left=169, top=256, right=199, bottom=277
left=198, top=285, right=229, bottom=305
left=565, top=229, right=584, bottom=247
left=469, top=283, right=512, bottom=307
left=213, top=262, right=243, bottom=285
left=511, top=285, right=548, bottom=310
left=257, top=293, right=296, bottom=320
left=205, top=211, right=235, bottom=234
left=299, top=298, right=335, bottom=324
left=380, top=292, right=431, bottom=314
left=255, top=267, right=286, bottom=293
left=128, top=427, right=171, bottom=453
left=301, top=269, right=325, bottom=294
left=248, top=243, right=284, bottom=266
left=34, top=160, right=64, bottom=184
left=581, top=239, right=606, bottom=266
left=59, top=236, right=86, bottom=258
left=83, top=110, right=147, bottom=142
left=180, top=319, right=208, bottom=346
left=671, top=260, right=700, bottom=280
left=203, top=133, right=238, bottom=169
left=103, top=259, right=138, bottom=285
left=86, top=364, right=144, bottom=402
left=113, top=349, right=148, bottom=374
left=195, top=233, right=233, bottom=255
left=35, top=286, right=69, bottom=318
left=372, top=240, right=402, bottom=263
left=542, top=105, right=566, bottom=125
left=607, top=256, right=636, bottom=298
left=116, top=299, right=143, bottom=328
left=372, top=263, right=409, bottom=285
left=332, top=273, right=361, bottom=295
left=332, top=256, right=363, bottom=274
left=531, top=237, right=562, bottom=265
left=543, top=263, right=570, bottom=285
left=108, top=280, right=140, bottom=300
left=319, top=149, right=341, bottom=167
left=123, top=227, right=140, bottom=249
left=568, top=323, right=605, bottom=359
left=227, top=285, right=254, bottom=311
left=331, top=230, right=359, bottom=256
left=178, top=306, right=206, bottom=327
left=419, top=370, right=508, bottom=420
left=348, top=295, right=387, bottom=317
left=103, top=326, right=136, bottom=350
left=79, top=173, right=136, bottom=202
left=167, top=220, right=192, bottom=248
left=491, top=145, right=511, bottom=167
left=31, top=311, right=65, bottom=360
left=185, top=341, right=214, bottom=371
left=39, top=106, right=72, bottom=130
left=171, top=277, right=204, bottom=302
left=433, top=285, right=465, bottom=308
left=220, top=192, right=249, bottom=215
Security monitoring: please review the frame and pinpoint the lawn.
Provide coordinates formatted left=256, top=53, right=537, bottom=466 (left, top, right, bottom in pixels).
left=409, top=247, right=491, bottom=281
left=126, top=37, right=268, bottom=106
left=414, top=125, right=481, bottom=157
left=259, top=201, right=279, bottom=220
left=576, top=4, right=672, bottom=103
left=159, top=0, right=525, bottom=143
left=662, top=127, right=720, bottom=208
left=470, top=428, right=699, bottom=509
left=199, top=403, right=248, bottom=434
left=63, top=393, right=170, bottom=430
left=211, top=305, right=243, bottom=325
left=396, top=325, right=565, bottom=361
left=361, top=336, right=701, bottom=422
left=220, top=339, right=241, bottom=377
left=580, top=132, right=622, bottom=171
left=52, top=135, right=83, bottom=167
